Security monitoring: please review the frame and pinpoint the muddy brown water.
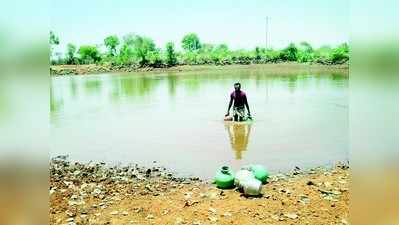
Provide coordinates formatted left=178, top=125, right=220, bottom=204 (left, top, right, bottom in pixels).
left=50, top=68, right=348, bottom=179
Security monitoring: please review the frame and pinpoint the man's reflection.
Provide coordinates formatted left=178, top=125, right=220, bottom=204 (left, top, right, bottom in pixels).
left=225, top=122, right=252, bottom=159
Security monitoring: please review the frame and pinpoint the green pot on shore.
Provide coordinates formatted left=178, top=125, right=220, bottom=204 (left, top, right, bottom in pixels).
left=250, top=164, right=269, bottom=184
left=214, top=166, right=235, bottom=189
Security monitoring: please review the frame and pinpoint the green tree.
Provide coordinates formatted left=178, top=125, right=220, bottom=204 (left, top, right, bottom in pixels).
left=165, top=42, right=177, bottom=66
left=196, top=43, right=214, bottom=64
left=147, top=50, right=162, bottom=67
left=280, top=43, right=298, bottom=61
left=255, top=47, right=261, bottom=61
left=121, top=34, right=157, bottom=66
left=133, top=35, right=156, bottom=65
left=181, top=33, right=201, bottom=51
left=314, top=45, right=332, bottom=64
left=330, top=43, right=349, bottom=64
left=118, top=43, right=133, bottom=64
left=210, top=44, right=230, bottom=65
left=118, top=35, right=135, bottom=64
left=201, top=43, right=214, bottom=53
left=49, top=31, right=60, bottom=45
left=299, top=41, right=313, bottom=53
left=104, top=35, right=120, bottom=56
left=264, top=49, right=281, bottom=62
left=49, top=31, right=60, bottom=61
left=214, top=44, right=228, bottom=52
left=298, top=42, right=314, bottom=63
left=78, top=45, right=101, bottom=64
left=66, top=43, right=77, bottom=64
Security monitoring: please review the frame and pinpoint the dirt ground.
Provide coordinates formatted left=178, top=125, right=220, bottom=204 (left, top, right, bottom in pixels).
left=50, top=63, right=349, bottom=76
left=49, top=158, right=349, bottom=225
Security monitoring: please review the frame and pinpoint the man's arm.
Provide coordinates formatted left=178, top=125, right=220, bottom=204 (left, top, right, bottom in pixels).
left=244, top=95, right=251, bottom=116
left=226, top=96, right=233, bottom=116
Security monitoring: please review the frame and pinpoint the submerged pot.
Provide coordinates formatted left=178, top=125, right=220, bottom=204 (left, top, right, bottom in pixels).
left=214, top=166, right=235, bottom=189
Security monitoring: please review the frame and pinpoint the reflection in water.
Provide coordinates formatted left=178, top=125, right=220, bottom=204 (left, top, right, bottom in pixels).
left=184, top=75, right=201, bottom=94
left=167, top=74, right=177, bottom=97
left=224, top=122, right=252, bottom=159
left=110, top=76, right=162, bottom=101
left=70, top=79, right=78, bottom=97
left=50, top=85, right=63, bottom=114
left=84, top=79, right=102, bottom=94
left=287, top=75, right=298, bottom=93
left=331, top=73, right=344, bottom=81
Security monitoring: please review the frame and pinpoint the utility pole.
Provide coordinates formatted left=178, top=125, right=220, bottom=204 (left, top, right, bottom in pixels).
left=265, top=16, right=269, bottom=50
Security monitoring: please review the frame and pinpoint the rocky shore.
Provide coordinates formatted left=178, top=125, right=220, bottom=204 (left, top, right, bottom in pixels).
left=50, top=63, right=349, bottom=76
left=50, top=157, right=349, bottom=225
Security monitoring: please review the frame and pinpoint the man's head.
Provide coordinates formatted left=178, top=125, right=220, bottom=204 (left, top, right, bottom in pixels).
left=234, top=82, right=241, bottom=91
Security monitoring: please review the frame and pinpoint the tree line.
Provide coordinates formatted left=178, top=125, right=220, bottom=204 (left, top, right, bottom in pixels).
left=49, top=31, right=349, bottom=67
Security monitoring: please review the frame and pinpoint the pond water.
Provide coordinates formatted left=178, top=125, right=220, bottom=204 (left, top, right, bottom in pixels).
left=50, top=68, right=348, bottom=179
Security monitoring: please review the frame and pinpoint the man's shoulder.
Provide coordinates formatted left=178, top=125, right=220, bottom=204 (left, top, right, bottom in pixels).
left=231, top=91, right=246, bottom=97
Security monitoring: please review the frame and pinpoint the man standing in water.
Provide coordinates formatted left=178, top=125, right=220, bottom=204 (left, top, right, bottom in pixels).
left=225, top=82, right=252, bottom=121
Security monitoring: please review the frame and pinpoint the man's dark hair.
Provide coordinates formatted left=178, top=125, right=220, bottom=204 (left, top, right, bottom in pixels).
left=234, top=82, right=241, bottom=87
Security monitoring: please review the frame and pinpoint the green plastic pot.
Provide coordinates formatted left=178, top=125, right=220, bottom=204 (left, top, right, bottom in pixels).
left=250, top=164, right=269, bottom=184
left=214, top=166, right=235, bottom=189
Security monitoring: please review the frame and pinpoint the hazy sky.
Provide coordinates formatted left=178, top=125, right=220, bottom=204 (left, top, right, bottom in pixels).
left=50, top=0, right=349, bottom=52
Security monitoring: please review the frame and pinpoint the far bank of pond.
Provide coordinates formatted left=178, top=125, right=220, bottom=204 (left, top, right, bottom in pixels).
left=50, top=63, right=349, bottom=76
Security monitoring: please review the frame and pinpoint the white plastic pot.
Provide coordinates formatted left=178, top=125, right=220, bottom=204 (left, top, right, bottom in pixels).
left=234, top=169, right=255, bottom=188
left=241, top=178, right=262, bottom=196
